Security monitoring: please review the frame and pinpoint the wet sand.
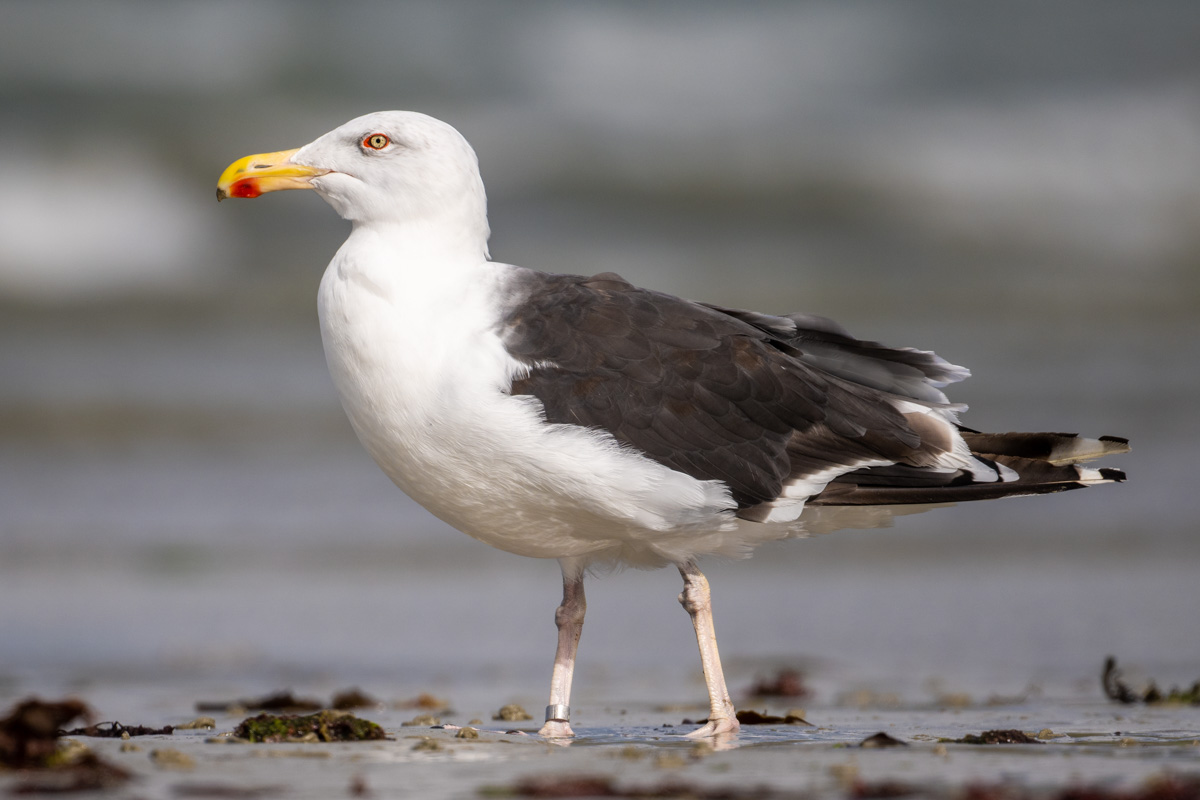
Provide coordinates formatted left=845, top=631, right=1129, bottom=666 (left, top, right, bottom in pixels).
left=4, top=677, right=1198, bottom=798
left=2, top=544, right=1197, bottom=798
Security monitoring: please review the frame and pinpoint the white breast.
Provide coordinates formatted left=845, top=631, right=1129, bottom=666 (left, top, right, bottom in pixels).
left=315, top=227, right=744, bottom=568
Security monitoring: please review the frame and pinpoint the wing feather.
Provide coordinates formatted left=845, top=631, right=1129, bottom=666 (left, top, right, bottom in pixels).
left=500, top=270, right=956, bottom=511
left=499, top=269, right=1127, bottom=519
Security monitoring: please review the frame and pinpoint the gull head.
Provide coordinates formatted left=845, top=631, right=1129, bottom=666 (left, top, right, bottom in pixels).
left=217, top=111, right=490, bottom=237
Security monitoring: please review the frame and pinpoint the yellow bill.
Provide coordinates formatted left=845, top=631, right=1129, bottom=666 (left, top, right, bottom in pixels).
left=216, top=148, right=328, bottom=201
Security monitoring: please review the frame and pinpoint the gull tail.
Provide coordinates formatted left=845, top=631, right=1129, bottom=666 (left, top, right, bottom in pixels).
left=956, top=430, right=1130, bottom=466
left=808, top=431, right=1129, bottom=507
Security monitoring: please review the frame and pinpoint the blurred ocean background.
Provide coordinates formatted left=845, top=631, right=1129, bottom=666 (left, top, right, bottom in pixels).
left=1, top=1, right=1197, bottom=710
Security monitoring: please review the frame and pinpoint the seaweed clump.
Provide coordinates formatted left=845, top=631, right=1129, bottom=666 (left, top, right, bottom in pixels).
left=233, top=710, right=386, bottom=743
left=0, top=697, right=132, bottom=793
left=62, top=721, right=174, bottom=737
left=1, top=697, right=91, bottom=768
left=953, top=729, right=1040, bottom=745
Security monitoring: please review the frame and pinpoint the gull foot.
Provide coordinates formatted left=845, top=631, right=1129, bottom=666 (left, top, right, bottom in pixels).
left=685, top=716, right=740, bottom=738
left=538, top=720, right=575, bottom=738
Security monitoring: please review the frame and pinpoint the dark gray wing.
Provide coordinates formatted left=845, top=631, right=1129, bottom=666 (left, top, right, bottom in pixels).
left=701, top=304, right=969, bottom=406
left=498, top=270, right=936, bottom=512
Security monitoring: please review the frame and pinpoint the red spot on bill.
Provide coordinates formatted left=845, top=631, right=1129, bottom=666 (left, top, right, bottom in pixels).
left=229, top=179, right=262, bottom=199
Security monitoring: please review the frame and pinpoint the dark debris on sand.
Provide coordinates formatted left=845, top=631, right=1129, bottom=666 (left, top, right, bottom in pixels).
left=0, top=697, right=133, bottom=794
left=481, top=774, right=801, bottom=798
left=61, top=721, right=174, bottom=737
left=197, top=690, right=323, bottom=714
left=736, top=709, right=812, bottom=726
left=954, top=775, right=1200, bottom=800
left=949, top=729, right=1041, bottom=745
left=851, top=779, right=921, bottom=798
left=683, top=709, right=811, bottom=727
left=198, top=688, right=384, bottom=715
left=348, top=775, right=372, bottom=797
left=859, top=732, right=908, bottom=748
left=745, top=668, right=811, bottom=700
left=1, top=698, right=91, bottom=768
left=1104, top=656, right=1200, bottom=706
left=233, top=710, right=386, bottom=743
left=330, top=688, right=379, bottom=711
left=485, top=774, right=1200, bottom=800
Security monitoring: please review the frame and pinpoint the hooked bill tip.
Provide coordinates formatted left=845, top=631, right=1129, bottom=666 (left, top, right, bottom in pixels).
left=215, top=180, right=264, bottom=200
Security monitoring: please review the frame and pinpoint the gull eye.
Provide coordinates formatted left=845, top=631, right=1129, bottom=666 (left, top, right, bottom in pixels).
left=362, top=133, right=390, bottom=151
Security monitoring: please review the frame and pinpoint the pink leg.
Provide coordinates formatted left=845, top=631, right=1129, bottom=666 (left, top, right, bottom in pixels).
left=678, top=562, right=740, bottom=738
left=538, top=561, right=586, bottom=738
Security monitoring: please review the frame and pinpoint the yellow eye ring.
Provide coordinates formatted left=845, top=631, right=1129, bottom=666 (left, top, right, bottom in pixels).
left=363, top=133, right=390, bottom=150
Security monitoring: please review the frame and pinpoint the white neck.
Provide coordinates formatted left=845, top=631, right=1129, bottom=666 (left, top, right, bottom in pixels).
left=349, top=217, right=489, bottom=268
left=317, top=210, right=510, bottom=442
left=314, top=169, right=491, bottom=262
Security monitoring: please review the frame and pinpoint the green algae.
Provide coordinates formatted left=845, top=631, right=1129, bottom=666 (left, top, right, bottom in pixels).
left=233, top=710, right=386, bottom=744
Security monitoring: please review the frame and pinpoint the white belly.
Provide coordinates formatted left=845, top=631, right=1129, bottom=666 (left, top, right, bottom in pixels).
left=315, top=250, right=747, bottom=568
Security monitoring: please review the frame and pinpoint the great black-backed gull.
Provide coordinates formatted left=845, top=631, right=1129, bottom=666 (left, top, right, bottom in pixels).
left=217, top=111, right=1128, bottom=738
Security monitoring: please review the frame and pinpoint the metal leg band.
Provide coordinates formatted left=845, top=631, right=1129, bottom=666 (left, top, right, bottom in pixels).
left=545, top=704, right=570, bottom=723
